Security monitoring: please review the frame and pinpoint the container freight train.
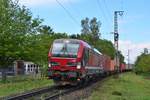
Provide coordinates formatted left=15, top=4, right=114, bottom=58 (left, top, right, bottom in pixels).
left=48, top=39, right=126, bottom=85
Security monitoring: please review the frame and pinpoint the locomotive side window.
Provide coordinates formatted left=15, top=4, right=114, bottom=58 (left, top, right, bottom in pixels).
left=82, top=48, right=89, bottom=66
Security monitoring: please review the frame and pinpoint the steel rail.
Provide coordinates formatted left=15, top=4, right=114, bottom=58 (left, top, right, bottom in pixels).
left=1, top=86, right=56, bottom=100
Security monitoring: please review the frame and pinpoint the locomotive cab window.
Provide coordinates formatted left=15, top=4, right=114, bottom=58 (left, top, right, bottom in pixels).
left=51, top=40, right=80, bottom=58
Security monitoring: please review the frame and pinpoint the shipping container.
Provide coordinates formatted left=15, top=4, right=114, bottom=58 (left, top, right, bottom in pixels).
left=110, top=60, right=115, bottom=71
left=102, top=55, right=111, bottom=72
left=120, top=63, right=126, bottom=72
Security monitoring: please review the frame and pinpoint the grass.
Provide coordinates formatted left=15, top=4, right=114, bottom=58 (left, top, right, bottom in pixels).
left=89, top=72, right=150, bottom=100
left=0, top=75, right=53, bottom=97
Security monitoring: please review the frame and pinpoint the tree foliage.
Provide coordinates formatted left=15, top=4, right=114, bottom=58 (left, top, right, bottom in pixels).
left=0, top=0, right=43, bottom=68
left=118, top=51, right=125, bottom=64
left=96, top=39, right=116, bottom=59
left=90, top=17, right=101, bottom=40
left=81, top=17, right=101, bottom=40
left=81, top=17, right=90, bottom=34
left=135, top=53, right=150, bottom=73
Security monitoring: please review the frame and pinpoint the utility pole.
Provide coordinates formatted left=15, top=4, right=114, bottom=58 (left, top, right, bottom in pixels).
left=127, top=49, right=130, bottom=69
left=114, top=11, right=124, bottom=77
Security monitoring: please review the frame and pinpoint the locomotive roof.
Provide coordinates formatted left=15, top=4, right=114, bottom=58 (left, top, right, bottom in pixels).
left=54, top=39, right=90, bottom=46
left=54, top=39, right=82, bottom=44
left=53, top=39, right=102, bottom=55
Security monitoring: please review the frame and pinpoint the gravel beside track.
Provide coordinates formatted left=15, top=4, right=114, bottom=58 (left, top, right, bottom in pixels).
left=60, top=79, right=105, bottom=100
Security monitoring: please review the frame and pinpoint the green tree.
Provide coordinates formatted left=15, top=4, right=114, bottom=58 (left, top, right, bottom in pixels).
left=81, top=17, right=90, bottom=34
left=90, top=17, right=101, bottom=40
left=81, top=17, right=101, bottom=44
left=118, top=51, right=125, bottom=64
left=69, top=34, right=80, bottom=39
left=135, top=53, right=150, bottom=73
left=0, top=0, right=42, bottom=81
left=39, top=25, right=54, bottom=35
left=96, top=39, right=115, bottom=59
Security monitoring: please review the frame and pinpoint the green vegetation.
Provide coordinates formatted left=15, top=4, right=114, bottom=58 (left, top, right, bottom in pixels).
left=135, top=53, right=150, bottom=73
left=89, top=72, right=150, bottom=100
left=0, top=75, right=53, bottom=97
left=96, top=39, right=115, bottom=59
left=0, top=0, right=43, bottom=67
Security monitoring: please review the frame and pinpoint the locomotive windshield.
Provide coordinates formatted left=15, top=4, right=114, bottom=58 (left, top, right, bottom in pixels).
left=51, top=40, right=80, bottom=58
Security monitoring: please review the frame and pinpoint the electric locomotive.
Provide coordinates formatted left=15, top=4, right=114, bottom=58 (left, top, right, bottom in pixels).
left=48, top=39, right=104, bottom=85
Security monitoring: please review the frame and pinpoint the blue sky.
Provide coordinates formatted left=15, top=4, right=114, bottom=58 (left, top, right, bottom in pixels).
left=19, top=0, right=150, bottom=63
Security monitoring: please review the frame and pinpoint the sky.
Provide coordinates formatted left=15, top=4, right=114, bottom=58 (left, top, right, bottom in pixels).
left=19, top=0, right=150, bottom=63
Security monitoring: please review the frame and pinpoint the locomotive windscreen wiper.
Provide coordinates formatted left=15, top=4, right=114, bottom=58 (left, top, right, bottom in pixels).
left=60, top=43, right=69, bottom=55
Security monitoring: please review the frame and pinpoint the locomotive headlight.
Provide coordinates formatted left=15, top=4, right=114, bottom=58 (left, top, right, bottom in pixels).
left=77, top=62, right=81, bottom=69
left=48, top=63, right=51, bottom=68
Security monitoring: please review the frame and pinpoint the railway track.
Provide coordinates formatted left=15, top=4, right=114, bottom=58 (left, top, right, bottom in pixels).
left=1, top=84, right=81, bottom=100
left=1, top=86, right=56, bottom=100
left=44, top=85, right=82, bottom=100
left=44, top=79, right=102, bottom=100
left=1, top=79, right=103, bottom=100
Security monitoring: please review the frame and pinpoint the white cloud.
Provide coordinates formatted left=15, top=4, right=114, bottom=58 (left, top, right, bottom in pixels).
left=119, top=40, right=150, bottom=64
left=19, top=0, right=78, bottom=7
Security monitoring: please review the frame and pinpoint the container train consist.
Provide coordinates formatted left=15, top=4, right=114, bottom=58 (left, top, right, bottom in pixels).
left=48, top=39, right=128, bottom=85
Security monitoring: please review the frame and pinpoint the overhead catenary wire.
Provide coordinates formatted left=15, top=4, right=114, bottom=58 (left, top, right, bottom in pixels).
left=55, top=0, right=80, bottom=26
left=96, top=0, right=111, bottom=28
left=67, top=0, right=83, bottom=18
left=103, top=0, right=112, bottom=21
